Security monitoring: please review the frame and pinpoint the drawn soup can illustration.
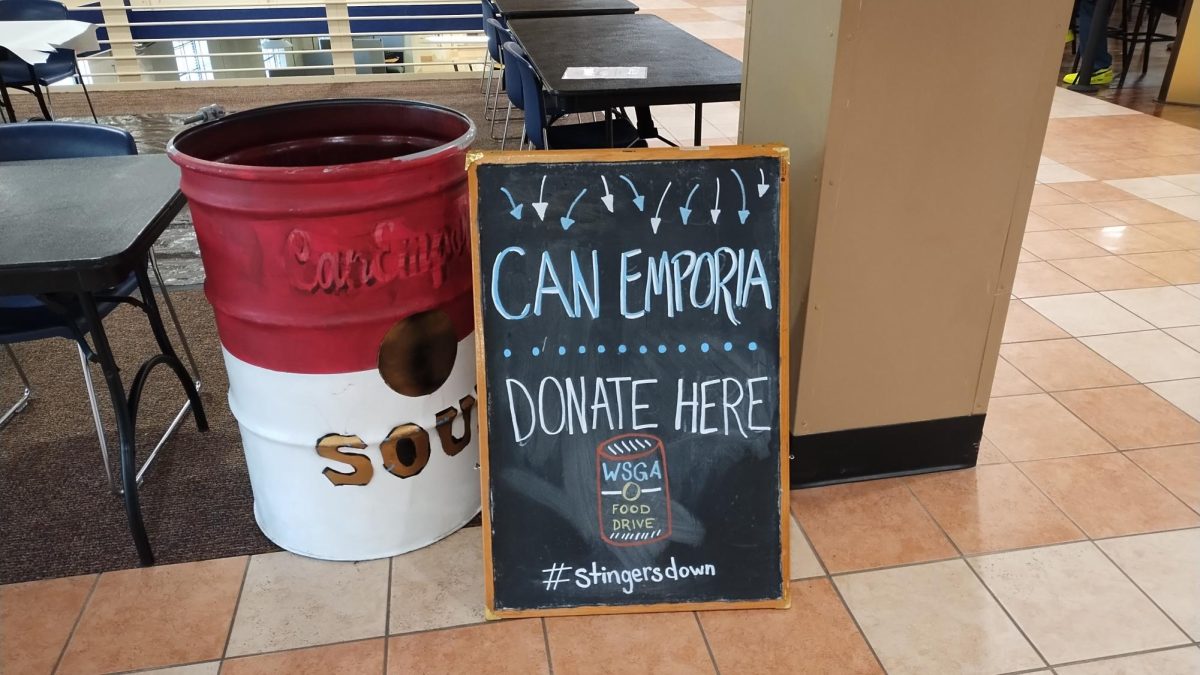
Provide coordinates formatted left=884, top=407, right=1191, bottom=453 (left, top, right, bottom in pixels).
left=596, top=434, right=672, bottom=546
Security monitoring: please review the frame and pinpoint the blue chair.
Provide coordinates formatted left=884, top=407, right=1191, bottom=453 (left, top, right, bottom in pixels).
left=503, top=42, right=644, bottom=150
left=489, top=18, right=529, bottom=147
left=498, top=36, right=525, bottom=150
left=0, top=121, right=200, bottom=493
left=480, top=1, right=498, bottom=92
left=481, top=1, right=504, bottom=121
left=0, top=0, right=98, bottom=122
left=0, top=120, right=134, bottom=159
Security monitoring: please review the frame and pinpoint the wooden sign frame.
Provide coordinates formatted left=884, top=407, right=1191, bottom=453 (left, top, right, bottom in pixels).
left=467, top=145, right=791, bottom=619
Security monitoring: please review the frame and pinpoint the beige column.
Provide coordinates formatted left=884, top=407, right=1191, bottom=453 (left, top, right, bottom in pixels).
left=323, top=0, right=358, bottom=77
left=741, top=0, right=1073, bottom=480
left=97, top=0, right=142, bottom=83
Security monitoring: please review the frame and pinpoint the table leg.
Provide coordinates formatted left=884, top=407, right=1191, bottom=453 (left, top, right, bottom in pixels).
left=634, top=105, right=656, bottom=140
left=694, top=103, right=703, bottom=146
left=606, top=108, right=614, bottom=148
left=132, top=266, right=208, bottom=432
left=76, top=291, right=155, bottom=566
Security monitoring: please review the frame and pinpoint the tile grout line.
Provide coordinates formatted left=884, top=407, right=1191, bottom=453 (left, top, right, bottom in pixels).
left=1010, top=460, right=1104, bottom=541
left=1119, top=453, right=1200, bottom=519
left=998, top=667, right=1059, bottom=675
left=989, top=371, right=1200, bottom=399
left=50, top=572, right=101, bottom=675
left=692, top=611, right=721, bottom=675
left=1003, top=318, right=1200, bottom=344
left=1033, top=642, right=1200, bottom=672
left=1014, top=382, right=1200, bottom=511
left=1018, top=288, right=1199, bottom=330
left=377, top=617, right=494, bottom=640
left=825, top=576, right=888, bottom=674
left=118, top=657, right=222, bottom=674
left=1091, top=536, right=1197, bottom=643
left=214, top=636, right=387, bottom=666
left=219, top=555, right=252, bottom=662
left=990, top=368, right=1199, bottom=467
left=540, top=617, right=554, bottom=675
left=788, top=509, right=832, bottom=578
left=901, top=480, right=1053, bottom=671
left=1007, top=458, right=1200, bottom=646
left=382, top=556, right=393, bottom=675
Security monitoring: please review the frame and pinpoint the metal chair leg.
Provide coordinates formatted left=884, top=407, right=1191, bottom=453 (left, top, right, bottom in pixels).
left=79, top=252, right=205, bottom=494
left=486, top=68, right=504, bottom=124
left=120, top=251, right=203, bottom=490
left=72, top=53, right=98, bottom=123
left=0, top=345, right=33, bottom=428
left=76, top=341, right=117, bottom=491
left=149, top=251, right=200, bottom=384
left=483, top=65, right=495, bottom=115
left=501, top=103, right=513, bottom=150
left=488, top=74, right=506, bottom=136
left=483, top=58, right=495, bottom=107
left=1142, top=10, right=1159, bottom=76
left=0, top=79, right=15, bottom=124
left=481, top=52, right=491, bottom=93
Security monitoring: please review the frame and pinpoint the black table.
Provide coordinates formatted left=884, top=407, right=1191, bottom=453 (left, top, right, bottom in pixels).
left=509, top=13, right=742, bottom=145
left=494, top=0, right=637, bottom=19
left=0, top=154, right=207, bottom=566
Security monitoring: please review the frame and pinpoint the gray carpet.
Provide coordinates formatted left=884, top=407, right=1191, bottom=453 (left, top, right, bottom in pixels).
left=0, top=78, right=498, bottom=583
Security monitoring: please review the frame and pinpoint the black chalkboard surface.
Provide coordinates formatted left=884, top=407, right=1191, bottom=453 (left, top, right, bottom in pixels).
left=468, top=146, right=790, bottom=617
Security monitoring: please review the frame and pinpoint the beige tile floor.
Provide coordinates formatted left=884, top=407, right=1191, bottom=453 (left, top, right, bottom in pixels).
left=4, top=3, right=1200, bottom=674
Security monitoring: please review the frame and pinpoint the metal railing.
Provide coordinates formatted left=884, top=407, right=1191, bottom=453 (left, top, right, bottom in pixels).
left=61, top=0, right=487, bottom=89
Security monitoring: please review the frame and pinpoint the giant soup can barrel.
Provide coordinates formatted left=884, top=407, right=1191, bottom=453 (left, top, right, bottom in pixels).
left=167, top=99, right=480, bottom=560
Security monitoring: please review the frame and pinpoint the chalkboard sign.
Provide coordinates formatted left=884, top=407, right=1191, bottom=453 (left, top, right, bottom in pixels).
left=468, top=146, right=790, bottom=618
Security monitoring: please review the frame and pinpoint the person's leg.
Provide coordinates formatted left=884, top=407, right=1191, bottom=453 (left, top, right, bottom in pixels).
left=1066, top=0, right=1114, bottom=83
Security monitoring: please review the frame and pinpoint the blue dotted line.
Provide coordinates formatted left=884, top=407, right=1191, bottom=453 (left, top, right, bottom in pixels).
left=504, top=341, right=762, bottom=357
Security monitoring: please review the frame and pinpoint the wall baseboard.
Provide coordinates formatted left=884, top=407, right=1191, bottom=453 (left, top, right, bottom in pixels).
left=790, top=414, right=984, bottom=488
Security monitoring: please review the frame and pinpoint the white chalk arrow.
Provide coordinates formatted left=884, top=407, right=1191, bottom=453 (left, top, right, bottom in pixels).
left=679, top=183, right=699, bottom=224
left=757, top=167, right=769, bottom=197
left=532, top=175, right=549, bottom=221
left=560, top=188, right=587, bottom=230
left=499, top=187, right=523, bottom=219
left=731, top=168, right=750, bottom=224
left=710, top=177, right=721, bottom=224
left=650, top=181, right=672, bottom=233
left=619, top=174, right=645, bottom=211
left=600, top=176, right=614, bottom=212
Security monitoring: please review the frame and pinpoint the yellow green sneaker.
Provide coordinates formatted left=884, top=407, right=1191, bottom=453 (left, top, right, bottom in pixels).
left=1063, top=68, right=1114, bottom=85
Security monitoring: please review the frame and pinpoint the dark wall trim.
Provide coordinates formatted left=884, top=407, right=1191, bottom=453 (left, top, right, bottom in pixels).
left=791, top=414, right=984, bottom=488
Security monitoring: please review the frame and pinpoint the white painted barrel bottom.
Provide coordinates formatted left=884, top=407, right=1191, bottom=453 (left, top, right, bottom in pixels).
left=222, top=337, right=481, bottom=561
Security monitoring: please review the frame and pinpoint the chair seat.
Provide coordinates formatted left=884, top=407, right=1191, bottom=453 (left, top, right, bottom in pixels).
left=546, top=117, right=647, bottom=150
left=0, top=52, right=75, bottom=86
left=0, top=275, right=138, bottom=343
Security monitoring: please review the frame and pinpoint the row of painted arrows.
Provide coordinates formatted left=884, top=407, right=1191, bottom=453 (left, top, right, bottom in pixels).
left=499, top=169, right=771, bottom=232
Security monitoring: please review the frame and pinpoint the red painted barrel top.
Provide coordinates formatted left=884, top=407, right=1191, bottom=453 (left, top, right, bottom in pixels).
left=167, top=99, right=476, bottom=374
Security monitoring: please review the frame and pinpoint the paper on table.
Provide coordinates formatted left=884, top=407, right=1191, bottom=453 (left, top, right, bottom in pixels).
left=0, top=20, right=100, bottom=65
left=562, top=66, right=648, bottom=80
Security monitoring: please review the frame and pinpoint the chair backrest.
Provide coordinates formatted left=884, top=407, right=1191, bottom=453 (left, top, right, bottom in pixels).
left=504, top=39, right=528, bottom=109
left=0, top=121, right=137, bottom=162
left=0, top=0, right=69, bottom=21
left=503, top=42, right=547, bottom=149
left=481, top=1, right=502, bottom=60
left=489, top=19, right=524, bottom=108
